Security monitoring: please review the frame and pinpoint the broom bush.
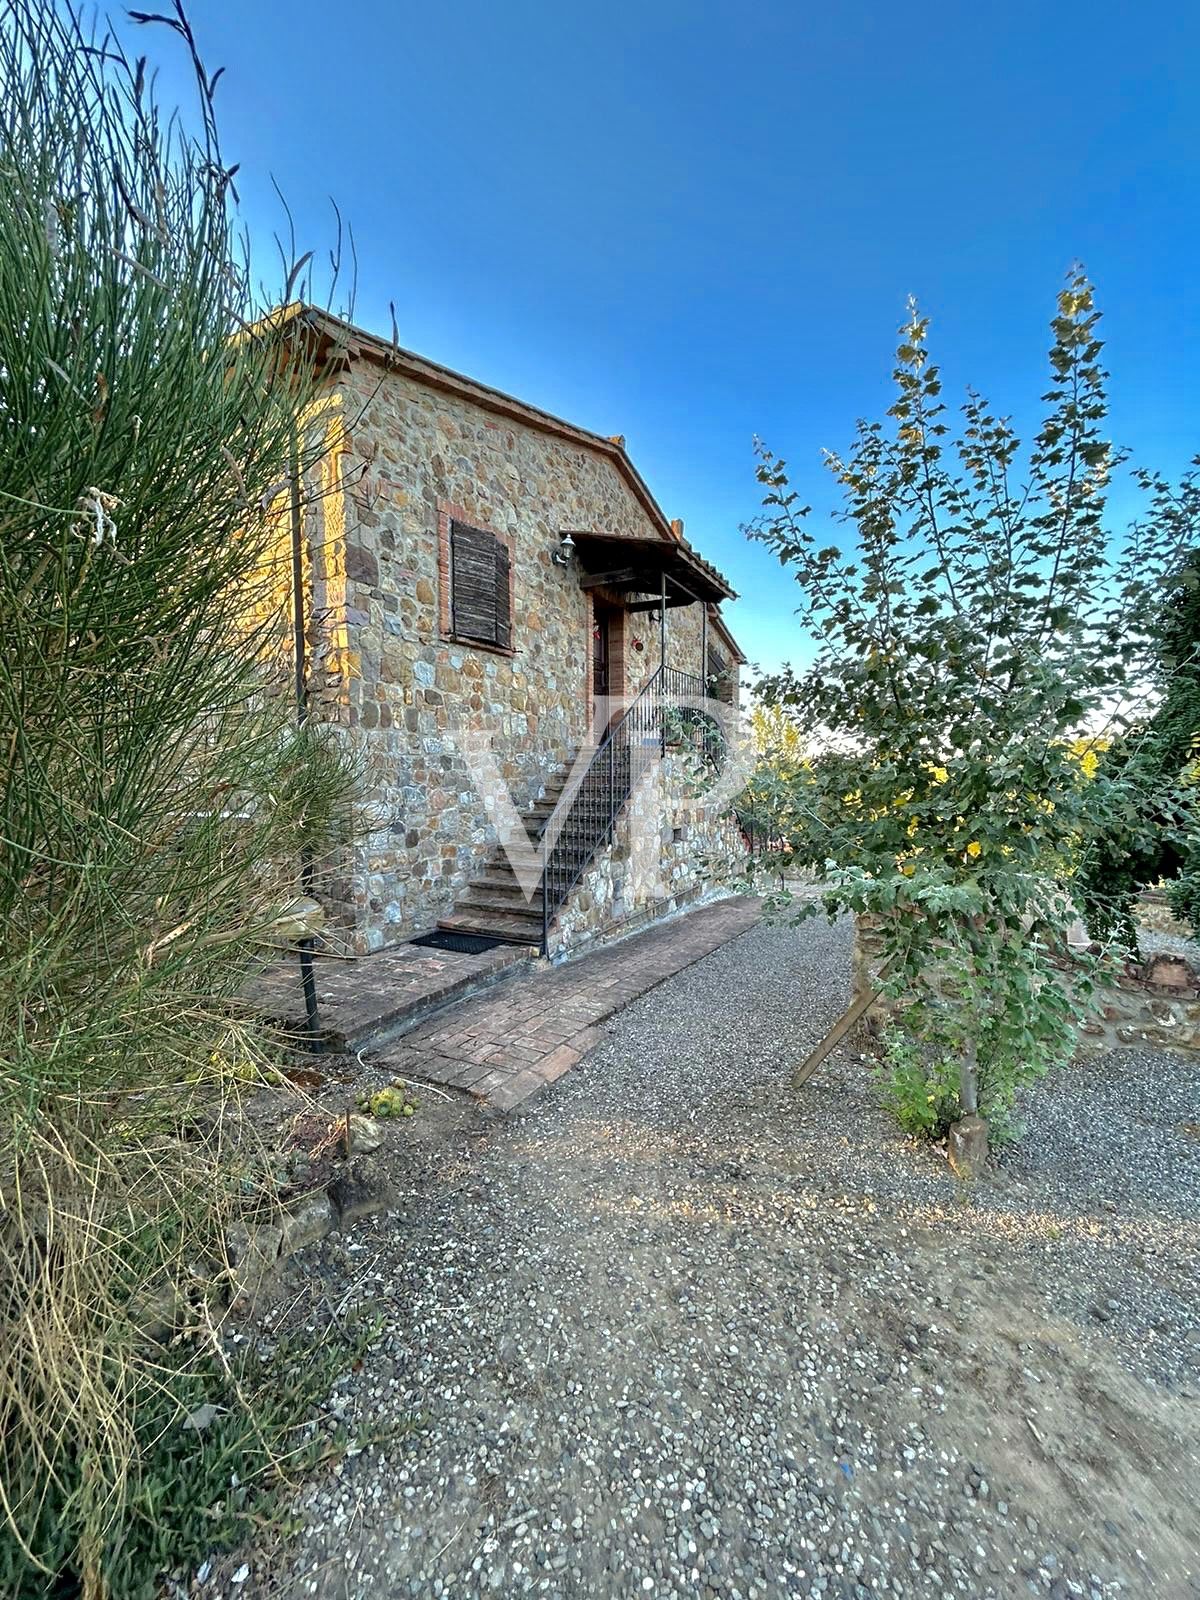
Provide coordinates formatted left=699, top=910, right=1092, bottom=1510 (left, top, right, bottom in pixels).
left=0, top=2, right=355, bottom=1590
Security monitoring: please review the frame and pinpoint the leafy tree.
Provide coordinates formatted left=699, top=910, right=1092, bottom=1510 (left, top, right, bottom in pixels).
left=750, top=274, right=1189, bottom=1142
left=735, top=701, right=810, bottom=859
left=750, top=700, right=807, bottom=765
left=1078, top=466, right=1200, bottom=946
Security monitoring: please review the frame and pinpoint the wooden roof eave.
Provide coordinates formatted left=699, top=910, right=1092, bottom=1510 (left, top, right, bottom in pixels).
left=564, top=529, right=735, bottom=605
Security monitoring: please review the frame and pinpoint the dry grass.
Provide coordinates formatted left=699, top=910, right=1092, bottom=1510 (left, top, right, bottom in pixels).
left=0, top=2, right=356, bottom=1590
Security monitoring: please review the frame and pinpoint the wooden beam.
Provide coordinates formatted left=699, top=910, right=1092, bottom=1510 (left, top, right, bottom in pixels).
left=579, top=568, right=642, bottom=591
left=791, top=957, right=896, bottom=1089
left=625, top=594, right=692, bottom=612
left=667, top=573, right=704, bottom=606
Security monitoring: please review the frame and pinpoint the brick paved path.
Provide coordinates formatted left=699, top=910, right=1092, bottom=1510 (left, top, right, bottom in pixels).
left=246, top=938, right=530, bottom=1051
left=381, top=895, right=761, bottom=1110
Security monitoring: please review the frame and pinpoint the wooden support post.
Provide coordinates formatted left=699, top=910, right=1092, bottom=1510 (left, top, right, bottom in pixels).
left=791, top=957, right=896, bottom=1089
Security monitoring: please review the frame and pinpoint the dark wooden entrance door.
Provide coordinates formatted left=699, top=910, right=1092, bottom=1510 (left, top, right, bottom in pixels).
left=593, top=605, right=611, bottom=698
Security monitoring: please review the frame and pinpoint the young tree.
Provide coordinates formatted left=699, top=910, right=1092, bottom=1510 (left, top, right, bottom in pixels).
left=734, top=701, right=810, bottom=862
left=751, top=274, right=1189, bottom=1154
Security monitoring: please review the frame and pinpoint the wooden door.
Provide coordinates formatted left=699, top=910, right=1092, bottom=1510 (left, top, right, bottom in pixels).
left=593, top=606, right=611, bottom=698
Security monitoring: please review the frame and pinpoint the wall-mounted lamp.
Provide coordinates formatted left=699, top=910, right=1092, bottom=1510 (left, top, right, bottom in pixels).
left=551, top=532, right=575, bottom=567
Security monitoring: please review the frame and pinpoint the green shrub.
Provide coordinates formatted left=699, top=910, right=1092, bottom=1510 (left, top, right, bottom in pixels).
left=1, top=1323, right=375, bottom=1600
left=874, top=1035, right=960, bottom=1139
left=1165, top=838, right=1200, bottom=933
left=0, top=4, right=354, bottom=1591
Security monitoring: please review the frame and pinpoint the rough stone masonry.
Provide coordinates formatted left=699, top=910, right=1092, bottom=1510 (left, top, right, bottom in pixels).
left=273, top=309, right=747, bottom=955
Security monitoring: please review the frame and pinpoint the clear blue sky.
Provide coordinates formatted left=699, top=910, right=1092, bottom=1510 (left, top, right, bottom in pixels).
left=149, top=0, right=1198, bottom=678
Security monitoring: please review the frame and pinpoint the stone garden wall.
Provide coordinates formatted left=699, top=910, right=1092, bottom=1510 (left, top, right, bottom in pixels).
left=851, top=915, right=895, bottom=1040
left=851, top=912, right=1200, bottom=1057
left=1077, top=950, right=1200, bottom=1053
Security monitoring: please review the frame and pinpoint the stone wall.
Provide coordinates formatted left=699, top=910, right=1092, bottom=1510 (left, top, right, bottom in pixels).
left=551, top=755, right=749, bottom=955
left=303, top=362, right=739, bottom=953
left=852, top=915, right=1200, bottom=1057
left=1078, top=951, right=1200, bottom=1054
left=851, top=915, right=893, bottom=1040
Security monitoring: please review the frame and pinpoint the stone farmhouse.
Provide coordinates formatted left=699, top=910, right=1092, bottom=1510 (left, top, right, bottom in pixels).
left=283, top=307, right=748, bottom=957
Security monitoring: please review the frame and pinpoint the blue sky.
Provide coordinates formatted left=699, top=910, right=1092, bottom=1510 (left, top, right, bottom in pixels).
left=149, top=0, right=1198, bottom=679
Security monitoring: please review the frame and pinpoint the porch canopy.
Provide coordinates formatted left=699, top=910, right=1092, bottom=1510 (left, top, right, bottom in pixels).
left=563, top=530, right=736, bottom=610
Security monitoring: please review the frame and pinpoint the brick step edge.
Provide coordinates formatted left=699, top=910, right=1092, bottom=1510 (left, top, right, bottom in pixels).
left=437, top=915, right=544, bottom=945
left=331, top=945, right=534, bottom=1054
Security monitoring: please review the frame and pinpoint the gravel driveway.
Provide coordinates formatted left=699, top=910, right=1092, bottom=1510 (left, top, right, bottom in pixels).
left=241, top=913, right=1200, bottom=1600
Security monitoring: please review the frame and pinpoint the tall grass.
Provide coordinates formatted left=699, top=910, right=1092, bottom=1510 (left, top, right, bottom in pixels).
left=0, top=2, right=353, bottom=1590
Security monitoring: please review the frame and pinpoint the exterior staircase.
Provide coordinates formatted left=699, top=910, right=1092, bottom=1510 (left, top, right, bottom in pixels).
left=437, top=762, right=576, bottom=945
left=439, top=666, right=721, bottom=952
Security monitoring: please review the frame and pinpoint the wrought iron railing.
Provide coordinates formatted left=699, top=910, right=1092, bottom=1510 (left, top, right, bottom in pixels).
left=735, top=805, right=774, bottom=856
left=734, top=804, right=792, bottom=893
left=539, top=665, right=727, bottom=954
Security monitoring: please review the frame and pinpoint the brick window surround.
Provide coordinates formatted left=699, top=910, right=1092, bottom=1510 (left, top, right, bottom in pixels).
left=437, top=500, right=516, bottom=656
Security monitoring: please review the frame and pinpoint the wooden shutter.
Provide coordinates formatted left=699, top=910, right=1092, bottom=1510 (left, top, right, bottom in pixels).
left=494, top=536, right=511, bottom=649
left=450, top=519, right=509, bottom=646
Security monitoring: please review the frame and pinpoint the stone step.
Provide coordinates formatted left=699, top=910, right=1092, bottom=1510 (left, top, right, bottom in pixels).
left=442, top=748, right=636, bottom=951
left=243, top=937, right=533, bottom=1052
left=473, top=866, right=539, bottom=892
left=526, top=787, right=569, bottom=813
left=533, top=769, right=572, bottom=796
left=470, top=862, right=596, bottom=905
left=438, top=910, right=543, bottom=944
left=456, top=890, right=545, bottom=921
left=521, top=804, right=559, bottom=825
left=483, top=832, right=604, bottom=883
left=513, top=812, right=615, bottom=843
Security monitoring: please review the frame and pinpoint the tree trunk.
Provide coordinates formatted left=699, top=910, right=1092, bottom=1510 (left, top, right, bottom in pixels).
left=959, top=927, right=981, bottom=1115
left=960, top=1037, right=979, bottom=1116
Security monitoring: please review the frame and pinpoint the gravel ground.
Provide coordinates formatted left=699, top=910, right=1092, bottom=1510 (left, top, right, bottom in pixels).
left=1138, top=927, right=1200, bottom=967
left=230, top=914, right=1200, bottom=1600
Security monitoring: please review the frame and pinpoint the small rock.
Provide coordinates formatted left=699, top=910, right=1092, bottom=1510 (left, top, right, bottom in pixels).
left=281, top=1192, right=336, bottom=1255
left=347, top=1114, right=385, bottom=1154
left=224, top=1221, right=283, bottom=1301
left=329, top=1154, right=391, bottom=1224
left=182, top=1402, right=221, bottom=1433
